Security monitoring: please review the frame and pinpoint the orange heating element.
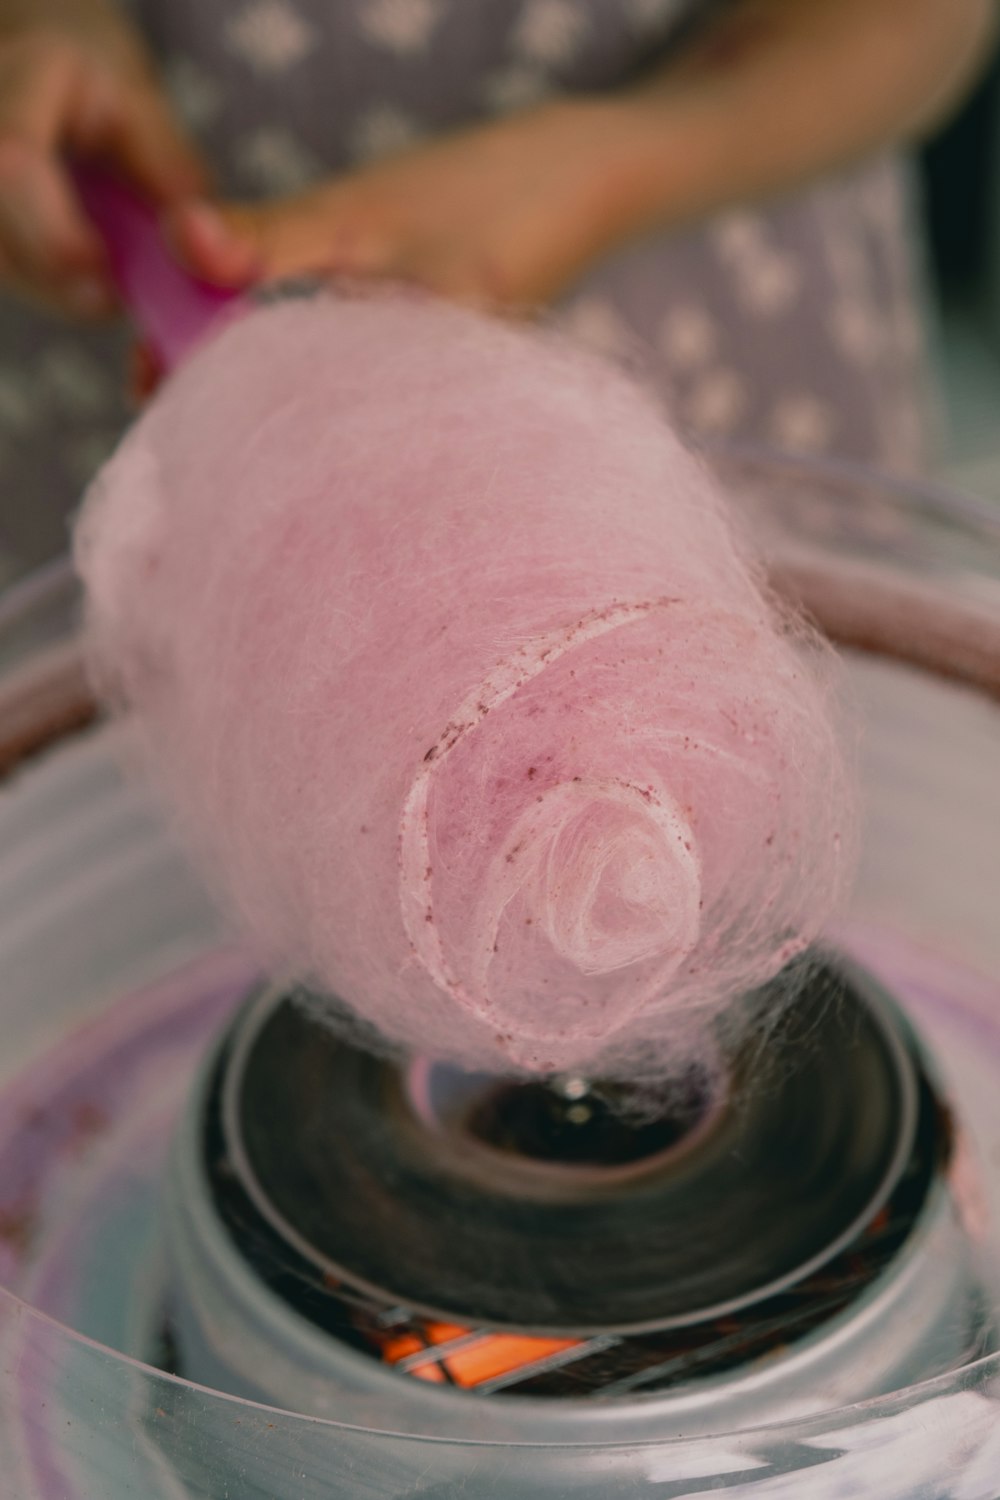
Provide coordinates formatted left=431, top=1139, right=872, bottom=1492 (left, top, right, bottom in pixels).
left=377, top=1321, right=582, bottom=1388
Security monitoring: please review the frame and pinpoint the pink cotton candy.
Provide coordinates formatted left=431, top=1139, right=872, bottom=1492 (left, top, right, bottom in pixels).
left=74, top=291, right=855, bottom=1081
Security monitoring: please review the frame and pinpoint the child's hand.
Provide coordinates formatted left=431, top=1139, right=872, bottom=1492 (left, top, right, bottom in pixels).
left=0, top=3, right=207, bottom=318
left=167, top=102, right=628, bottom=313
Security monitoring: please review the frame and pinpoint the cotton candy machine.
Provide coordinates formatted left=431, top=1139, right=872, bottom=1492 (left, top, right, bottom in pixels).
left=1, top=451, right=1000, bottom=1498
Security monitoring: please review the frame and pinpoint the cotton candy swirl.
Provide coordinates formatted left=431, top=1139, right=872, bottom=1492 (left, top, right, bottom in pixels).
left=75, top=291, right=854, bottom=1080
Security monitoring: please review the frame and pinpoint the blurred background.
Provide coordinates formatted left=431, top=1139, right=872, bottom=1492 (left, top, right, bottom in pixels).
left=924, top=48, right=1000, bottom=498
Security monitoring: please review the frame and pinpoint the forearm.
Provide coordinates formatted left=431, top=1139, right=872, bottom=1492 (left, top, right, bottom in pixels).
left=571, top=0, right=996, bottom=253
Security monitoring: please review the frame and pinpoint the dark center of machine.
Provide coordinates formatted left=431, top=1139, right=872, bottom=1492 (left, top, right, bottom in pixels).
left=187, top=956, right=948, bottom=1397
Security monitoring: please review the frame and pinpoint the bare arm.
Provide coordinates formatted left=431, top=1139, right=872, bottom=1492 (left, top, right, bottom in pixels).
left=592, top=0, right=998, bottom=244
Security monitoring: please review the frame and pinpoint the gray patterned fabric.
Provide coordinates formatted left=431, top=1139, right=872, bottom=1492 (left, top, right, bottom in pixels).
left=0, top=0, right=936, bottom=577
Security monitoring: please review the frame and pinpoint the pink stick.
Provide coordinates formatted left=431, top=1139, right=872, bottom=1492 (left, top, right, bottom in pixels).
left=71, top=163, right=238, bottom=371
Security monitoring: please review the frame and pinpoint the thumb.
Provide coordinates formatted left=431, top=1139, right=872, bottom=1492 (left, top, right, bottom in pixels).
left=103, top=79, right=210, bottom=206
left=165, top=187, right=367, bottom=288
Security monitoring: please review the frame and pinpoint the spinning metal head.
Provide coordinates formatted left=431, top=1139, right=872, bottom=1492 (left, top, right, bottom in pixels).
left=160, top=956, right=981, bottom=1403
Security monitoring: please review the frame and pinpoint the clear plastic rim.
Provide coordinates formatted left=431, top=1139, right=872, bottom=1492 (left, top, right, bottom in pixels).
left=704, top=439, right=1000, bottom=535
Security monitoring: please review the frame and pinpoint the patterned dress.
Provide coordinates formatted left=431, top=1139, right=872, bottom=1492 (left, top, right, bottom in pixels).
left=0, top=0, right=936, bottom=578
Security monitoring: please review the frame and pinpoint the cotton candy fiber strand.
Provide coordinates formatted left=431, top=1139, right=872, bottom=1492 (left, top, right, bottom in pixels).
left=75, top=291, right=854, bottom=1082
